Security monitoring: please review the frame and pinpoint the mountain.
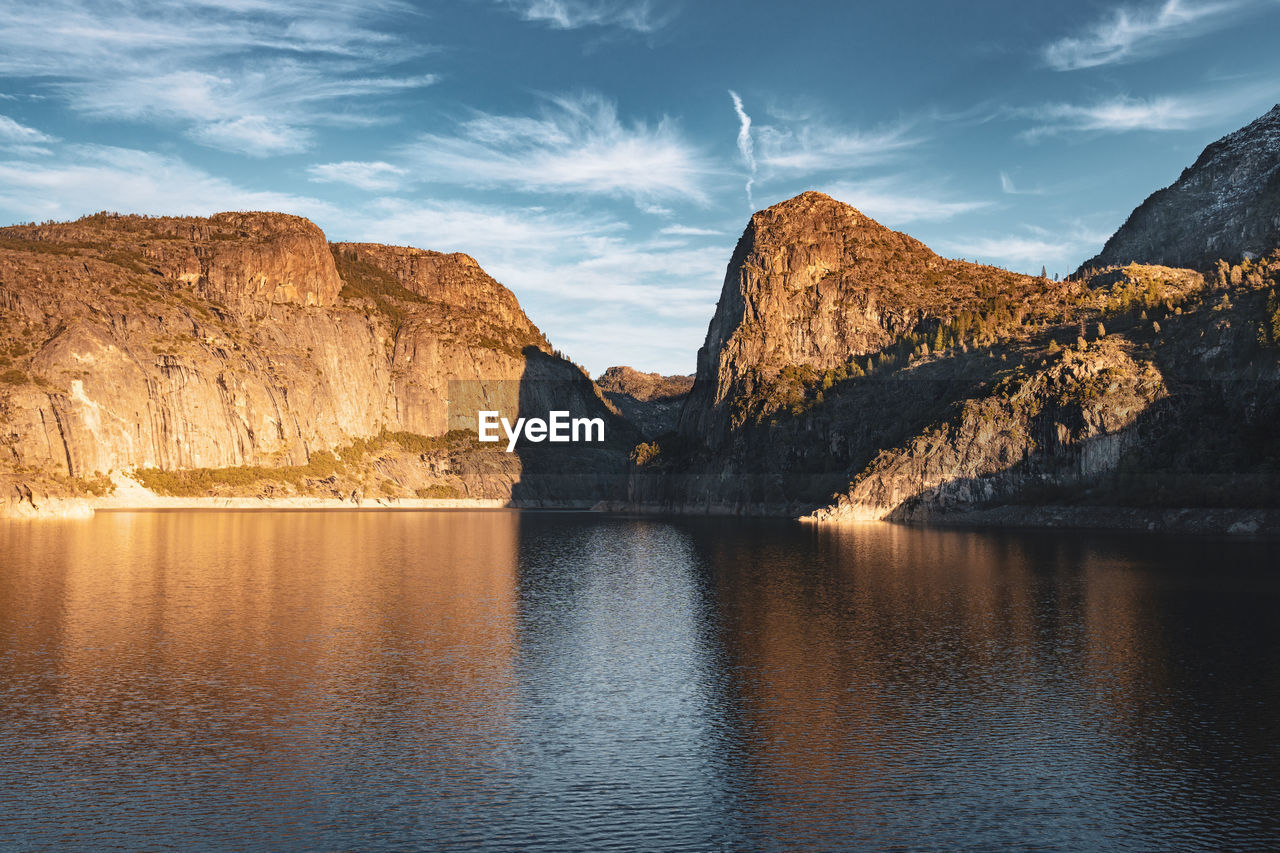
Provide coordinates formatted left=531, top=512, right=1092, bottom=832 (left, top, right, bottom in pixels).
left=1081, top=104, right=1280, bottom=272
left=636, top=192, right=1280, bottom=526
left=5, top=108, right=1280, bottom=528
left=678, top=191, right=1067, bottom=450
left=596, top=366, right=693, bottom=438
left=0, top=211, right=633, bottom=510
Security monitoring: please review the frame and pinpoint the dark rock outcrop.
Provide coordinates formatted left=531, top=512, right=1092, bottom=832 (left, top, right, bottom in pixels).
left=641, top=191, right=1280, bottom=521
left=1080, top=104, right=1280, bottom=272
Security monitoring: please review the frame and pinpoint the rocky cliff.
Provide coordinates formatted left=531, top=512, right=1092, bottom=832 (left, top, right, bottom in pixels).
left=596, top=366, right=693, bottom=438
left=679, top=192, right=1069, bottom=449
left=0, top=212, right=633, bottom=511
left=5, top=108, right=1280, bottom=526
left=1081, top=104, right=1280, bottom=272
left=639, top=190, right=1280, bottom=521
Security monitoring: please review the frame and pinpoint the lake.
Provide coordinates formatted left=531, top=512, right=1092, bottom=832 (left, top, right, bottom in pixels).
left=2, top=511, right=1279, bottom=851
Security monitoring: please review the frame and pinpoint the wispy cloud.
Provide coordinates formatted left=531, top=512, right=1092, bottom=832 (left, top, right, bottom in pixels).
left=1020, top=94, right=1219, bottom=139
left=0, top=114, right=56, bottom=145
left=941, top=222, right=1113, bottom=272
left=999, top=171, right=1045, bottom=195
left=0, top=145, right=337, bottom=222
left=755, top=121, right=919, bottom=173
left=945, top=236, right=1072, bottom=267
left=0, top=1, right=432, bottom=156
left=398, top=92, right=711, bottom=202
left=659, top=224, right=723, bottom=236
left=728, top=90, right=756, bottom=207
left=1043, top=0, right=1244, bottom=71
left=497, top=0, right=672, bottom=32
left=308, top=160, right=409, bottom=192
left=823, top=179, right=991, bottom=226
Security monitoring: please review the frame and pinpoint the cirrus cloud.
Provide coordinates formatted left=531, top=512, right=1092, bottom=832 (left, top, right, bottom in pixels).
left=398, top=92, right=713, bottom=203
left=1043, top=0, right=1245, bottom=71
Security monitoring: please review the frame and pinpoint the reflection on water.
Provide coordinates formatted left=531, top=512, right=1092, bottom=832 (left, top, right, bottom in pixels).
left=2, top=512, right=1279, bottom=850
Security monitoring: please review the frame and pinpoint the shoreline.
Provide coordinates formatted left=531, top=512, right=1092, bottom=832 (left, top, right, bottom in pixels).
left=893, top=505, right=1280, bottom=538
left=0, top=494, right=604, bottom=520
left=4, top=492, right=1280, bottom=536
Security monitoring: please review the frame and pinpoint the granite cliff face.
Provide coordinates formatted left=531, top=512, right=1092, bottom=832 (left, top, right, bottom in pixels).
left=640, top=191, right=1280, bottom=522
left=679, top=192, right=1065, bottom=449
left=1081, top=104, right=1280, bottom=272
left=0, top=212, right=632, bottom=511
left=5, top=107, right=1280, bottom=525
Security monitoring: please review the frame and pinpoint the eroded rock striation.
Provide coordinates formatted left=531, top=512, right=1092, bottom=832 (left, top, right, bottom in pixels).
left=0, top=212, right=632, bottom=510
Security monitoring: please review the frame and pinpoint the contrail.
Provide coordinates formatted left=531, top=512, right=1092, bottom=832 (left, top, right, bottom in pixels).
left=729, top=90, right=756, bottom=207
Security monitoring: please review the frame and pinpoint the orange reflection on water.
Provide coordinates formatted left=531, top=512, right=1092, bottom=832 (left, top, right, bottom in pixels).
left=1, top=510, right=523, bottom=789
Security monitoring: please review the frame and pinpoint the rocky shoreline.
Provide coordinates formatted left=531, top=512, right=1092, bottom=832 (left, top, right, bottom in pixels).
left=8, top=497, right=1278, bottom=539
left=0, top=494, right=607, bottom=519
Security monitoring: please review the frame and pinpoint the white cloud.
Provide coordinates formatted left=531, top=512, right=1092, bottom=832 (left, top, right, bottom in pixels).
left=0, top=1, right=415, bottom=78
left=0, top=114, right=55, bottom=145
left=499, top=0, right=670, bottom=32
left=0, top=1, right=432, bottom=156
left=351, top=196, right=627, bottom=253
left=1043, top=0, right=1243, bottom=71
left=729, top=90, right=756, bottom=206
left=308, top=160, right=409, bottom=192
left=398, top=92, right=711, bottom=203
left=659, top=224, right=723, bottom=236
left=1020, top=94, right=1217, bottom=139
left=940, top=222, right=1113, bottom=273
left=755, top=122, right=919, bottom=173
left=944, top=236, right=1074, bottom=268
left=193, top=116, right=314, bottom=157
left=999, top=171, right=1046, bottom=195
left=0, top=145, right=337, bottom=222
left=823, top=179, right=991, bottom=226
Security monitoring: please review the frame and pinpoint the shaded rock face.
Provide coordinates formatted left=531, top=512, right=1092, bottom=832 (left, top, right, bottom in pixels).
left=597, top=366, right=693, bottom=438
left=1081, top=104, right=1280, bottom=272
left=806, top=342, right=1166, bottom=522
left=679, top=192, right=1054, bottom=449
left=0, top=212, right=631, bottom=505
left=646, top=190, right=1280, bottom=519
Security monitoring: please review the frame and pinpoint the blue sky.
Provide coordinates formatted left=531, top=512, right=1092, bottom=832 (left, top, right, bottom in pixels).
left=0, top=0, right=1276, bottom=374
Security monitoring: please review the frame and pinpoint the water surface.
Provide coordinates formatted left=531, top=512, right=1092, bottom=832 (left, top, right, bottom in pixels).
left=2, top=511, right=1278, bottom=850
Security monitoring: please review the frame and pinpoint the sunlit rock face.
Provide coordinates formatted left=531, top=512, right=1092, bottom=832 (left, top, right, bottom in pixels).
left=678, top=191, right=1050, bottom=450
left=653, top=183, right=1279, bottom=521
left=0, top=211, right=632, bottom=507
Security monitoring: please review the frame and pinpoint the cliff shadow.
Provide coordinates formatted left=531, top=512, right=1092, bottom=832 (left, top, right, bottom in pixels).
left=641, top=341, right=1012, bottom=515
left=507, top=347, right=640, bottom=507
